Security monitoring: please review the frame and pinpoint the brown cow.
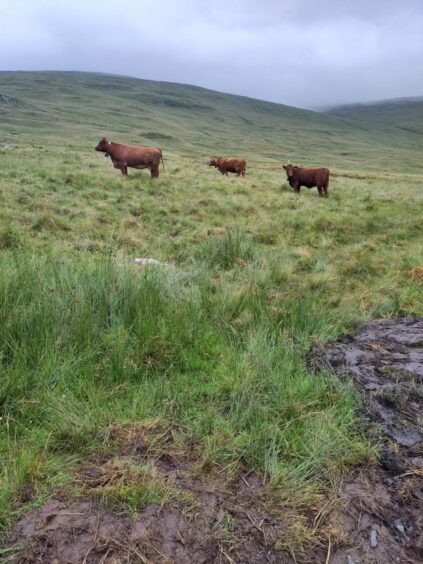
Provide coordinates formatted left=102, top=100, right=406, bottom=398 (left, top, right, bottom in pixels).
left=209, top=157, right=246, bottom=177
left=95, top=137, right=165, bottom=178
left=283, top=164, right=329, bottom=197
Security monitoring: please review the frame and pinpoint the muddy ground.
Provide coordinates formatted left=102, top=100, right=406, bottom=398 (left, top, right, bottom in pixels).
left=2, top=317, right=422, bottom=563
left=312, top=317, right=423, bottom=564
left=2, top=423, right=301, bottom=563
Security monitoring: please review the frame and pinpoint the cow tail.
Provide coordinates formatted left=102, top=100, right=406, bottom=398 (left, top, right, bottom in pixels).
left=160, top=150, right=166, bottom=172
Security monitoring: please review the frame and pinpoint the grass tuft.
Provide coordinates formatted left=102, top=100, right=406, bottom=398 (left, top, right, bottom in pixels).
left=0, top=226, right=25, bottom=251
left=196, top=229, right=258, bottom=269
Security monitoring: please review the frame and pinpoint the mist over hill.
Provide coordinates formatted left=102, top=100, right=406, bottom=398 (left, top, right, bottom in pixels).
left=326, top=97, right=423, bottom=137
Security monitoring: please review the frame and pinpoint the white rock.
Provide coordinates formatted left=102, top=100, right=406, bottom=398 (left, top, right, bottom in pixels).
left=134, top=258, right=166, bottom=266
left=370, top=529, right=378, bottom=548
left=393, top=519, right=405, bottom=536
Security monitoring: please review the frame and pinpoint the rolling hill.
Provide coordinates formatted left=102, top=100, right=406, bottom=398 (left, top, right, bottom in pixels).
left=0, top=71, right=422, bottom=172
left=326, top=97, right=423, bottom=135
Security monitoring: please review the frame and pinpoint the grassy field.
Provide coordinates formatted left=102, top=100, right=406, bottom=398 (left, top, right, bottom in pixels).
left=1, top=72, right=423, bottom=556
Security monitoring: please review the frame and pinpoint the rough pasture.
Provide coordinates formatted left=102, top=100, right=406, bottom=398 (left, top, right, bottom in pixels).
left=1, top=72, right=423, bottom=560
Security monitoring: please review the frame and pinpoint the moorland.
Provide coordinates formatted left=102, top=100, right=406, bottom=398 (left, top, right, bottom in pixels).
left=1, top=71, right=423, bottom=561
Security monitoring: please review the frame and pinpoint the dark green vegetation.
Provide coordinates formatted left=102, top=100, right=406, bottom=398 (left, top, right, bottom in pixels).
left=1, top=72, right=423, bottom=555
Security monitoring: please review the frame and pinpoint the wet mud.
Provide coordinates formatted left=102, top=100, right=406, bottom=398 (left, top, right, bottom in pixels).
left=312, top=317, right=423, bottom=563
left=2, top=424, right=296, bottom=563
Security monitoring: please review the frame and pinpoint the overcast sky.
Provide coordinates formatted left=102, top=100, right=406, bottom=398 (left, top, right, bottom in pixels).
left=1, top=0, right=422, bottom=109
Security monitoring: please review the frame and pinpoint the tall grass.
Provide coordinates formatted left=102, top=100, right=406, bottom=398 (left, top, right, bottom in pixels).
left=196, top=229, right=258, bottom=269
left=0, top=252, right=370, bottom=535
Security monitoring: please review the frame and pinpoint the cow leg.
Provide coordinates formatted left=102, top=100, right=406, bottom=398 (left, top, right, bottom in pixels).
left=293, top=184, right=300, bottom=194
left=323, top=183, right=329, bottom=197
left=317, top=186, right=324, bottom=197
left=113, top=161, right=128, bottom=176
left=150, top=165, right=159, bottom=178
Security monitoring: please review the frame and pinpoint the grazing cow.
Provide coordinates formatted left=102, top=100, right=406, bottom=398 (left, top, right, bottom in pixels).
left=209, top=157, right=246, bottom=177
left=95, top=137, right=165, bottom=178
left=283, top=164, right=329, bottom=197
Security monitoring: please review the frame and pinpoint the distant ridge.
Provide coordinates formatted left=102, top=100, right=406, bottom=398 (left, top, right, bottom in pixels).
left=326, top=97, right=423, bottom=136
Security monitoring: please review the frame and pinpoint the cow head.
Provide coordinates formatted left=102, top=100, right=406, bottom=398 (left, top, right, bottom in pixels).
left=283, top=164, right=297, bottom=178
left=209, top=158, right=217, bottom=167
left=95, top=137, right=110, bottom=152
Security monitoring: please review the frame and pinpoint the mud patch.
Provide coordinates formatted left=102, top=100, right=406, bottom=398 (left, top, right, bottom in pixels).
left=312, top=317, right=423, bottom=563
left=2, top=422, right=299, bottom=563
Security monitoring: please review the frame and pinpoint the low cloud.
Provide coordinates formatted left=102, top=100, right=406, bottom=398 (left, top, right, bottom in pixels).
left=1, top=0, right=422, bottom=108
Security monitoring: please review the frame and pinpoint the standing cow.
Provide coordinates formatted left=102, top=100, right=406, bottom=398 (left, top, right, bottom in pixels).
left=209, top=157, right=246, bottom=177
left=95, top=137, right=165, bottom=178
left=283, top=164, right=329, bottom=197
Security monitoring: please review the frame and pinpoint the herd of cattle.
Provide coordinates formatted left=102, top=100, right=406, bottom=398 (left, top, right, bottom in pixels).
left=95, top=137, right=330, bottom=197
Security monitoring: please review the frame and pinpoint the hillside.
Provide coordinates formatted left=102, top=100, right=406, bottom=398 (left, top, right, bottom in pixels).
left=0, top=71, right=422, bottom=172
left=327, top=97, right=423, bottom=136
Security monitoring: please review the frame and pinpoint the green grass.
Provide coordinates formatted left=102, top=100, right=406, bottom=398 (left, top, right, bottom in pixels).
left=1, top=71, right=423, bottom=552
left=0, top=254, right=373, bottom=535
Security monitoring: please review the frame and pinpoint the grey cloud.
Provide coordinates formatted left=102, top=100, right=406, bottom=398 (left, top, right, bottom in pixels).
left=1, top=0, right=422, bottom=108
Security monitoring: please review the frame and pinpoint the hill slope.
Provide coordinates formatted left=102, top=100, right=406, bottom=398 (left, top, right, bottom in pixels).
left=0, top=71, right=422, bottom=172
left=327, top=97, right=423, bottom=137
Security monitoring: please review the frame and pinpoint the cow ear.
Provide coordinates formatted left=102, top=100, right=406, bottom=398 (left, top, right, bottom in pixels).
left=283, top=165, right=287, bottom=170
left=293, top=165, right=298, bottom=169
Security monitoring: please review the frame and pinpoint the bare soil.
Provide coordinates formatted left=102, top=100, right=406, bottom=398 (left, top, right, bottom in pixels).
left=312, top=317, right=423, bottom=564
left=2, top=423, right=299, bottom=563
